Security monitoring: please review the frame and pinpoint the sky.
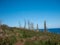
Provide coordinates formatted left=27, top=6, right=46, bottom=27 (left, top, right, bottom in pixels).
left=0, top=0, right=60, bottom=29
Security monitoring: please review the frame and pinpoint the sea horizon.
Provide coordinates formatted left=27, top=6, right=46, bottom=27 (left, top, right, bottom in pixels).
left=39, top=28, right=60, bottom=34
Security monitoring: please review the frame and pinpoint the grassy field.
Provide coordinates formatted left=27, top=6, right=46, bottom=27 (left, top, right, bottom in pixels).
left=0, top=24, right=60, bottom=45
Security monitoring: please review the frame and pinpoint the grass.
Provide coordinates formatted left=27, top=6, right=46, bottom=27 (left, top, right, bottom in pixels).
left=0, top=25, right=60, bottom=45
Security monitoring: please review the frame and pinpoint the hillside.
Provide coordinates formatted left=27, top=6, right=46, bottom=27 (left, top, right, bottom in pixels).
left=0, top=24, right=60, bottom=45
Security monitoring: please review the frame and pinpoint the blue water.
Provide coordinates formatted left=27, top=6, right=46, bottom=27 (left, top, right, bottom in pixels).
left=40, top=28, right=60, bottom=34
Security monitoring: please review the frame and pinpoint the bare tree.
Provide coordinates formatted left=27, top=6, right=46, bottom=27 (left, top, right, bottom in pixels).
left=28, top=20, right=30, bottom=29
left=31, top=22, right=34, bottom=30
left=36, top=24, right=39, bottom=32
left=24, top=19, right=26, bottom=29
left=37, top=24, right=38, bottom=30
left=44, top=20, right=47, bottom=32
left=19, top=21, right=21, bottom=28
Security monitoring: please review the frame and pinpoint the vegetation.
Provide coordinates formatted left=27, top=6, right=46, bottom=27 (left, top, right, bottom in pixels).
left=0, top=24, right=60, bottom=45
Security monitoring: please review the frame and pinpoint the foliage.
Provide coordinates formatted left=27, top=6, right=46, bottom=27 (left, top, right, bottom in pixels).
left=0, top=25, right=60, bottom=45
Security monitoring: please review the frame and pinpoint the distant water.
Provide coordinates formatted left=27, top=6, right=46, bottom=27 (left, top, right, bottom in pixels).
left=39, top=28, right=60, bottom=34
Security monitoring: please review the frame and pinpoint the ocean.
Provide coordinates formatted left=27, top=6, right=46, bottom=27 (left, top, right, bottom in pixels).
left=40, top=28, right=60, bottom=34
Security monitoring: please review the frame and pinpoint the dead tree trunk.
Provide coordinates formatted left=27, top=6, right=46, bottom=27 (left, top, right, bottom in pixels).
left=44, top=20, right=47, bottom=32
left=19, top=21, right=21, bottom=28
left=36, top=24, right=39, bottom=32
left=31, top=23, right=34, bottom=30
left=28, top=20, right=30, bottom=30
left=24, top=20, right=26, bottom=29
